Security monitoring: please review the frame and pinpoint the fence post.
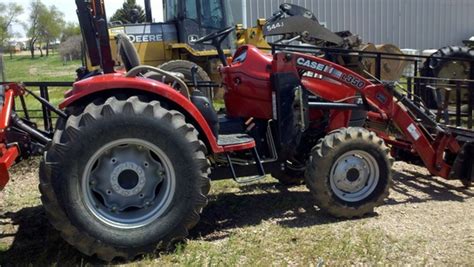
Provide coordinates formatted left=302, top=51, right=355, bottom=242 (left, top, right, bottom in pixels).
left=456, top=81, right=461, bottom=127
left=407, top=77, right=412, bottom=100
left=375, top=53, right=382, bottom=79
left=0, top=53, right=5, bottom=82
left=40, top=85, right=53, bottom=133
left=469, top=61, right=474, bottom=129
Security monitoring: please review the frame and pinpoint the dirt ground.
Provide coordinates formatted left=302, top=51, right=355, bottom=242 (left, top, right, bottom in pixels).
left=0, top=159, right=473, bottom=265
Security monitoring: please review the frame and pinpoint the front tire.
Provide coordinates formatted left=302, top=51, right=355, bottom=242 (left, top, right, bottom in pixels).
left=305, top=128, right=393, bottom=218
left=39, top=96, right=210, bottom=261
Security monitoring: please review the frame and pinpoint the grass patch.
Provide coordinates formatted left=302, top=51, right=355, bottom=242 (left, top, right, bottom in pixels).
left=0, top=242, right=9, bottom=252
left=2, top=54, right=81, bottom=127
left=1, top=160, right=473, bottom=266
left=3, top=53, right=80, bottom=82
left=152, top=224, right=415, bottom=266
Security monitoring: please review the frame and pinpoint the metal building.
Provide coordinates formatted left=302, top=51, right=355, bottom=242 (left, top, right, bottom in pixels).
left=230, top=0, right=474, bottom=50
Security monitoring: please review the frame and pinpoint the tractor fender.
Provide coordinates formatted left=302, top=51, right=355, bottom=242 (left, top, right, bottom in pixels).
left=59, top=73, right=222, bottom=153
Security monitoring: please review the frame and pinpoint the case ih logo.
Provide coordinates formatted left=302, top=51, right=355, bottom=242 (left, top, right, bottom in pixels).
left=266, top=22, right=285, bottom=32
left=296, top=57, right=366, bottom=89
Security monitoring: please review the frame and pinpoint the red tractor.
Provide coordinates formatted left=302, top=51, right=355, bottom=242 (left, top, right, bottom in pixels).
left=0, top=0, right=472, bottom=261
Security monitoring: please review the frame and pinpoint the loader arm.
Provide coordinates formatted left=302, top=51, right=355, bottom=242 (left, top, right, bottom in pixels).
left=272, top=51, right=467, bottom=180
left=363, top=84, right=462, bottom=178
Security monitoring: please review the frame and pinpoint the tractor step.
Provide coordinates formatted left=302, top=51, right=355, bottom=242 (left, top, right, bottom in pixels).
left=225, top=147, right=266, bottom=184
left=218, top=133, right=254, bottom=146
left=217, top=134, right=266, bottom=184
left=218, top=133, right=257, bottom=152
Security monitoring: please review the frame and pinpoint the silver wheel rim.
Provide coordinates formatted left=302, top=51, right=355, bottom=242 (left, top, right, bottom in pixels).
left=329, top=150, right=379, bottom=202
left=82, top=138, right=175, bottom=229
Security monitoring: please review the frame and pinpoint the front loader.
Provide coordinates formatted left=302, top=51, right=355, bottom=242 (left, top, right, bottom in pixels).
left=0, top=0, right=472, bottom=261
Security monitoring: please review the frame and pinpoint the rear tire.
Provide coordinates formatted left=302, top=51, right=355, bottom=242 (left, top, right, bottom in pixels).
left=305, top=128, right=393, bottom=218
left=159, top=60, right=212, bottom=99
left=39, top=96, right=210, bottom=261
left=420, top=46, right=474, bottom=108
left=421, top=46, right=474, bottom=78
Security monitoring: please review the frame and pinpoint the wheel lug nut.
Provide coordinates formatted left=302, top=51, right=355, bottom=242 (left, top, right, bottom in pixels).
left=111, top=206, right=117, bottom=212
left=145, top=201, right=151, bottom=207
left=90, top=180, right=96, bottom=186
left=111, top=158, right=117, bottom=164
left=144, top=162, right=149, bottom=167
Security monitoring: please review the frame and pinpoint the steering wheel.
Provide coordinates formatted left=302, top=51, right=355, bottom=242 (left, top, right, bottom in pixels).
left=193, top=26, right=235, bottom=44
left=193, top=26, right=235, bottom=66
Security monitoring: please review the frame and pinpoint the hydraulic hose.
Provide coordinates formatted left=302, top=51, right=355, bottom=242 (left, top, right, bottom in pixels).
left=11, top=113, right=51, bottom=145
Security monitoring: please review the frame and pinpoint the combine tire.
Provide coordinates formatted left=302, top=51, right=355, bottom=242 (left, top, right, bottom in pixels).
left=159, top=60, right=212, bottom=99
left=305, top=127, right=393, bottom=218
left=421, top=46, right=474, bottom=78
left=39, top=96, right=210, bottom=261
left=420, top=46, right=474, bottom=108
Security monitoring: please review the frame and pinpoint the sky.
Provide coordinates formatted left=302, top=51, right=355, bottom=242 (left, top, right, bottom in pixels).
left=8, top=0, right=164, bottom=38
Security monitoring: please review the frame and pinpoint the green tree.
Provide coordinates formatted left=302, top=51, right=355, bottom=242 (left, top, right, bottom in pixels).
left=26, top=1, right=64, bottom=58
left=38, top=5, right=65, bottom=56
left=26, top=0, right=47, bottom=58
left=0, top=3, right=23, bottom=53
left=61, top=22, right=81, bottom=42
left=110, top=0, right=146, bottom=24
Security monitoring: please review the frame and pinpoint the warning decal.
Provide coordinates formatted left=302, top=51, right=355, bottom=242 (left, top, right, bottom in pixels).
left=407, top=123, right=421, bottom=141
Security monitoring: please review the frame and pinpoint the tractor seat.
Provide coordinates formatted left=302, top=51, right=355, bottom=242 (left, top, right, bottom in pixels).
left=116, top=33, right=141, bottom=71
left=116, top=33, right=182, bottom=80
left=117, top=33, right=190, bottom=97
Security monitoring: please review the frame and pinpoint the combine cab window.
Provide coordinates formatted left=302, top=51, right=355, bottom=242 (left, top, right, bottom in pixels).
left=199, top=0, right=224, bottom=29
left=165, top=0, right=178, bottom=21
left=185, top=0, right=198, bottom=20
left=165, top=0, right=233, bottom=29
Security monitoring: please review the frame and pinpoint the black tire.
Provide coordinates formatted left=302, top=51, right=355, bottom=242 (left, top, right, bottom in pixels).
left=305, top=127, right=393, bottom=218
left=39, top=96, right=211, bottom=261
left=421, top=46, right=474, bottom=78
left=461, top=179, right=472, bottom=188
left=271, top=163, right=304, bottom=186
left=159, top=60, right=212, bottom=99
left=420, top=46, right=474, bottom=108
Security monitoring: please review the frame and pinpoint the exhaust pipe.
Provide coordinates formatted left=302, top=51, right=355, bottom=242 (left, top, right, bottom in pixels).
left=144, top=0, right=152, bottom=22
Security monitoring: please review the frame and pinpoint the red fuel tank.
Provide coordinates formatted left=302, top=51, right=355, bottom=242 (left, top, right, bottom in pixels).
left=220, top=45, right=273, bottom=119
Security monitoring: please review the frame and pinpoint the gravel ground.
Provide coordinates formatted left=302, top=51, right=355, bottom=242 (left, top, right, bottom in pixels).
left=0, top=159, right=473, bottom=265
